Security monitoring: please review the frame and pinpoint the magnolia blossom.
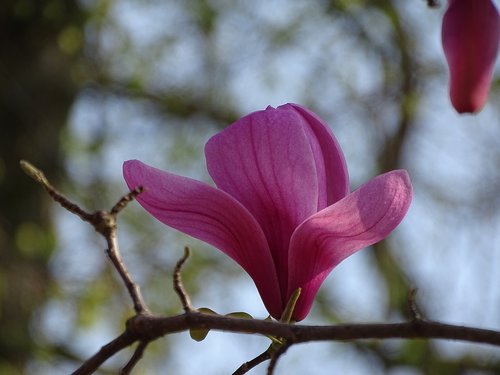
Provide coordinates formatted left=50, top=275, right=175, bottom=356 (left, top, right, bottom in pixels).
left=442, top=0, right=500, bottom=113
left=123, top=104, right=412, bottom=321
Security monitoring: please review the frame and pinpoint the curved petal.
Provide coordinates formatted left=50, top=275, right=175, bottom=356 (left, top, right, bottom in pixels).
left=123, top=160, right=283, bottom=318
left=287, top=170, right=413, bottom=321
left=205, top=107, right=321, bottom=299
left=442, top=0, right=500, bottom=113
left=282, top=104, right=349, bottom=207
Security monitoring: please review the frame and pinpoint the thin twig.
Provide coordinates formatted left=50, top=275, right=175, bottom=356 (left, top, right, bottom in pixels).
left=235, top=288, right=301, bottom=375
left=111, top=186, right=144, bottom=215
left=20, top=160, right=93, bottom=221
left=267, top=343, right=291, bottom=375
left=233, top=349, right=272, bottom=375
left=173, top=246, right=193, bottom=312
left=104, top=227, right=150, bottom=314
left=120, top=340, right=149, bottom=375
left=71, top=331, right=138, bottom=375
left=21, top=160, right=150, bottom=314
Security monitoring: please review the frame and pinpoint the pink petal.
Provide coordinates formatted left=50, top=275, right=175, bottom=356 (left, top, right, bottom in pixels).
left=442, top=0, right=500, bottom=113
left=123, top=160, right=283, bottom=318
left=205, top=106, right=323, bottom=299
left=287, top=170, right=413, bottom=321
left=281, top=104, right=349, bottom=208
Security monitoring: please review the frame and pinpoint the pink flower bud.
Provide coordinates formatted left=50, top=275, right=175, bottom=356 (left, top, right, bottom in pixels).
left=442, top=0, right=500, bottom=113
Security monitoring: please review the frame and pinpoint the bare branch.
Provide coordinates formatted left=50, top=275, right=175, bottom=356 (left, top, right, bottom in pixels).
left=111, top=186, right=144, bottom=215
left=71, top=331, right=138, bottom=375
left=75, top=312, right=500, bottom=374
left=21, top=160, right=150, bottom=314
left=102, top=214, right=149, bottom=314
left=144, top=313, right=500, bottom=346
left=20, top=160, right=92, bottom=221
left=267, top=343, right=290, bottom=375
left=131, top=312, right=500, bottom=346
left=232, top=349, right=271, bottom=375
left=120, top=340, right=149, bottom=375
left=173, top=246, right=193, bottom=312
left=23, top=160, right=500, bottom=374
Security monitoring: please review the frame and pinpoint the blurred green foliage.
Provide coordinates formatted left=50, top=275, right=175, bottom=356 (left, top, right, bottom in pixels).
left=0, top=0, right=85, bottom=372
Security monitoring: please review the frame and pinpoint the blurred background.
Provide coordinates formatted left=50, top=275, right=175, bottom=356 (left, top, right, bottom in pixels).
left=1, top=0, right=500, bottom=374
